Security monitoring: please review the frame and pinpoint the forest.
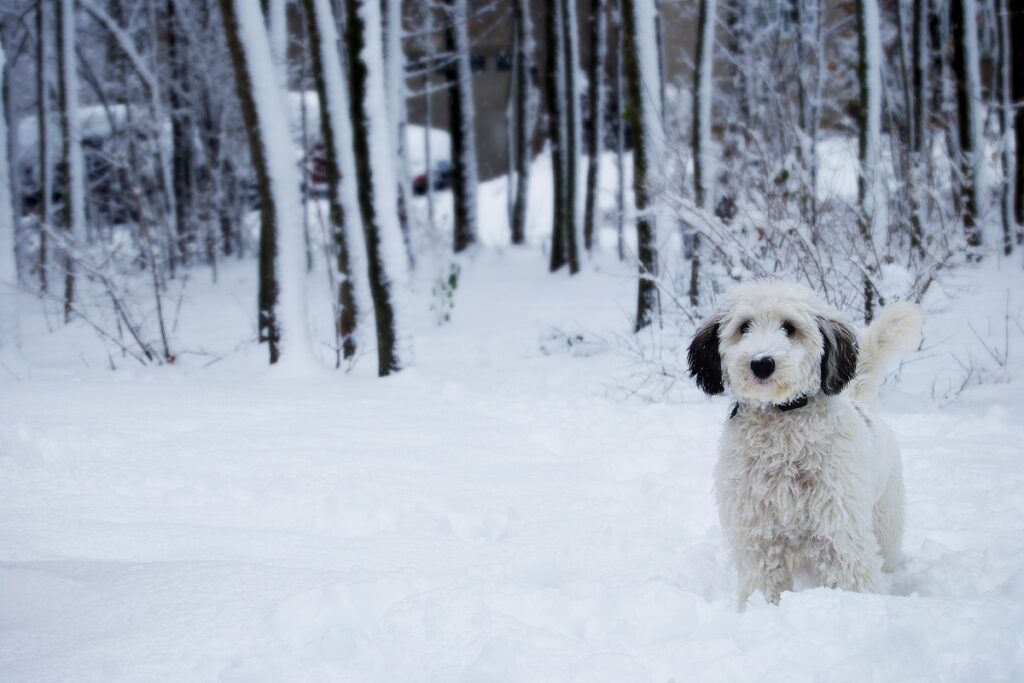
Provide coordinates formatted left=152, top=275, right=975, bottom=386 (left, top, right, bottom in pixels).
left=0, top=1, right=1022, bottom=680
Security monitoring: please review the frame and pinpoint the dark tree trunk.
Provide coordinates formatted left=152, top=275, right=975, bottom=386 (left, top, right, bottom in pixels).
left=56, top=0, right=76, bottom=323
left=623, top=0, right=660, bottom=331
left=344, top=0, right=402, bottom=376
left=560, top=0, right=580, bottom=274
left=546, top=0, right=568, bottom=271
left=995, top=0, right=1013, bottom=254
left=1011, top=0, right=1023, bottom=240
left=301, top=0, right=358, bottom=360
left=445, top=0, right=476, bottom=253
left=509, top=0, right=532, bottom=246
left=583, top=0, right=606, bottom=252
left=219, top=0, right=280, bottom=360
left=167, top=0, right=194, bottom=267
left=950, top=0, right=981, bottom=254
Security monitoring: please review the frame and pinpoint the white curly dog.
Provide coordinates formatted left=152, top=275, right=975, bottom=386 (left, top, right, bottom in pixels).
left=688, top=280, right=922, bottom=606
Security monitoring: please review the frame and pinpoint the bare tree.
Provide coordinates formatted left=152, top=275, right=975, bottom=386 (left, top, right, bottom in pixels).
left=509, top=0, right=533, bottom=246
left=219, top=0, right=315, bottom=367
left=690, top=0, right=716, bottom=306
left=56, top=0, right=84, bottom=322
left=583, top=0, right=607, bottom=253
left=856, top=0, right=884, bottom=321
left=302, top=0, right=360, bottom=361
left=34, top=0, right=50, bottom=292
left=950, top=0, right=983, bottom=256
left=445, top=0, right=478, bottom=253
left=0, top=38, right=16, bottom=349
left=345, top=0, right=404, bottom=375
left=623, top=0, right=662, bottom=331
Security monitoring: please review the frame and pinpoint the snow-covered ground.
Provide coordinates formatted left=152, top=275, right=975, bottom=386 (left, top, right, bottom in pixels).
left=2, top=239, right=1024, bottom=680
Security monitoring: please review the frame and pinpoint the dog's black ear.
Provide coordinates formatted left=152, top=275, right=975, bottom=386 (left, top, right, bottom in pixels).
left=688, top=318, right=724, bottom=395
left=817, top=316, right=858, bottom=395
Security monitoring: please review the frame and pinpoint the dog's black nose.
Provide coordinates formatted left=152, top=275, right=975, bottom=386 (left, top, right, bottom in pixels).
left=751, top=356, right=775, bottom=379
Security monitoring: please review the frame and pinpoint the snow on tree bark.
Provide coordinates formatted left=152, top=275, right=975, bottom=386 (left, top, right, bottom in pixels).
left=219, top=0, right=318, bottom=370
left=302, top=0, right=362, bottom=361
left=344, top=0, right=406, bottom=376
left=583, top=0, right=607, bottom=253
left=383, top=0, right=414, bottom=266
left=692, top=0, right=716, bottom=211
left=0, top=40, right=17, bottom=349
left=690, top=0, right=716, bottom=306
left=445, top=0, right=479, bottom=253
left=856, top=0, right=885, bottom=321
left=623, top=0, right=662, bottom=331
left=56, top=0, right=85, bottom=323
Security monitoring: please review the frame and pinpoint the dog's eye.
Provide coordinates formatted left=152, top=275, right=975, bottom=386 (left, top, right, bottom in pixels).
left=782, top=321, right=796, bottom=336
left=740, top=320, right=752, bottom=334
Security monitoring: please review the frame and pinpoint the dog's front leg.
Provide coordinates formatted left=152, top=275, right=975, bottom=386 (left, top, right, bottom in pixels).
left=735, top=535, right=792, bottom=605
left=811, top=516, right=885, bottom=594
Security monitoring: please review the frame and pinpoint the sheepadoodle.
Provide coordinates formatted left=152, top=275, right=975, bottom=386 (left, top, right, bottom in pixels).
left=687, top=279, right=922, bottom=605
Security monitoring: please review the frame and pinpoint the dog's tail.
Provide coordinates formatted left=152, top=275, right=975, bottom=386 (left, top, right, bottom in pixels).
left=850, top=301, right=923, bottom=407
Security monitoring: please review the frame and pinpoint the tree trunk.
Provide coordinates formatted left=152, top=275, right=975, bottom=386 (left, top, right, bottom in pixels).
left=302, top=0, right=360, bottom=360
left=1009, top=0, right=1023, bottom=243
left=383, top=0, right=414, bottom=267
left=950, top=0, right=982, bottom=255
left=546, top=0, right=568, bottom=271
left=909, top=0, right=927, bottom=254
left=220, top=0, right=314, bottom=367
left=344, top=0, right=403, bottom=376
left=995, top=0, right=1014, bottom=254
left=583, top=0, right=606, bottom=252
left=167, top=0, right=194, bottom=267
left=56, top=0, right=84, bottom=323
left=614, top=0, right=626, bottom=260
left=35, top=0, right=50, bottom=292
left=445, top=0, right=478, bottom=253
left=0, top=40, right=17, bottom=349
left=691, top=0, right=716, bottom=306
left=510, top=0, right=532, bottom=246
left=623, top=0, right=661, bottom=331
left=857, top=0, right=883, bottom=322
left=561, top=0, right=582, bottom=273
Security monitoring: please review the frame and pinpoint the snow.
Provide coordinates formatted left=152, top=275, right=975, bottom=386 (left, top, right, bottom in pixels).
left=2, top=248, right=1024, bottom=679
left=231, top=0, right=316, bottom=372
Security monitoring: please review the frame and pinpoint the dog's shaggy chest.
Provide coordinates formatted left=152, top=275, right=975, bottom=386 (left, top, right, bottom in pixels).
left=719, top=404, right=838, bottom=534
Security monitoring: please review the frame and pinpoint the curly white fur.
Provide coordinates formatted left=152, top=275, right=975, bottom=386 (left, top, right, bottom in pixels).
left=688, top=280, right=922, bottom=606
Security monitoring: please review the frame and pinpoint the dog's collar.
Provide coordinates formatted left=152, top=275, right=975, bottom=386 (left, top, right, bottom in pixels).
left=729, top=395, right=809, bottom=419
left=777, top=395, right=809, bottom=412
